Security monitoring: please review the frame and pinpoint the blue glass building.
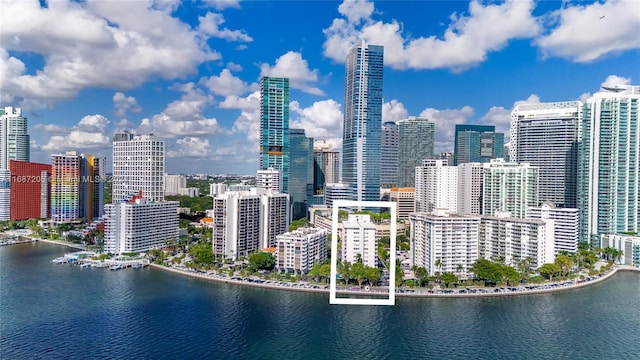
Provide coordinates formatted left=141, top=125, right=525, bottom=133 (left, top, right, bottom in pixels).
left=342, top=42, right=383, bottom=203
left=289, top=128, right=314, bottom=221
left=453, top=124, right=504, bottom=166
left=260, top=77, right=289, bottom=192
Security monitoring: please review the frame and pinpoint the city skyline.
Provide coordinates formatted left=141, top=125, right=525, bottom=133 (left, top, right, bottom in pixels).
left=1, top=0, right=638, bottom=174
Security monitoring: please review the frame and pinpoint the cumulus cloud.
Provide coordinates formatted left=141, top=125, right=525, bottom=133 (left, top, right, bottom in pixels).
left=419, top=106, right=475, bottom=153
left=260, top=52, right=325, bottom=95
left=290, top=99, right=343, bottom=141
left=230, top=91, right=262, bottom=145
left=200, top=69, right=250, bottom=97
left=601, top=74, right=632, bottom=88
left=535, top=0, right=640, bottom=62
left=0, top=0, right=220, bottom=105
left=323, top=0, right=540, bottom=71
left=382, top=100, right=408, bottom=122
left=113, top=92, right=142, bottom=118
left=203, top=0, right=241, bottom=11
left=33, top=123, right=67, bottom=135
left=167, top=137, right=215, bottom=158
left=226, top=62, right=243, bottom=72
left=138, top=83, right=225, bottom=138
left=198, top=12, right=253, bottom=42
left=40, top=114, right=111, bottom=151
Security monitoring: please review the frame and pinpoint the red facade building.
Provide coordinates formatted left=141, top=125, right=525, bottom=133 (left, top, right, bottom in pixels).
left=9, top=160, right=51, bottom=221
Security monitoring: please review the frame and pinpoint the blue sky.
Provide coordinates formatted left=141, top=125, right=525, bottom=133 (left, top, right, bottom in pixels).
left=1, top=0, right=638, bottom=175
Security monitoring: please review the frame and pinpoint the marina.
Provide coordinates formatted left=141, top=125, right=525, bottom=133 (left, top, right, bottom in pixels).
left=51, top=251, right=149, bottom=270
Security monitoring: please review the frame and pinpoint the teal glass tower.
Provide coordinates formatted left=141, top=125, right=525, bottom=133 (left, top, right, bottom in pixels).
left=289, top=128, right=314, bottom=220
left=578, top=85, right=640, bottom=246
left=342, top=41, right=383, bottom=202
left=260, top=77, right=290, bottom=193
left=453, top=124, right=504, bottom=166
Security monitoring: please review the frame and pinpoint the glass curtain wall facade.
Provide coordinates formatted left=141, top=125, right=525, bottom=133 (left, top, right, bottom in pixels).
left=453, top=124, right=504, bottom=166
left=511, top=102, right=580, bottom=208
left=342, top=42, right=383, bottom=202
left=578, top=85, right=639, bottom=246
left=397, top=117, right=434, bottom=187
left=289, top=128, right=314, bottom=221
left=260, top=77, right=290, bottom=193
left=381, top=121, right=398, bottom=187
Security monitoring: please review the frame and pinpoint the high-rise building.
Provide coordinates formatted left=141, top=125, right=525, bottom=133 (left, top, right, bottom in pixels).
left=103, top=198, right=179, bottom=254
left=381, top=121, right=398, bottom=186
left=9, top=160, right=50, bottom=220
left=164, top=174, right=187, bottom=196
left=414, top=159, right=457, bottom=214
left=276, top=227, right=328, bottom=273
left=510, top=101, right=581, bottom=208
left=324, top=183, right=350, bottom=209
left=313, top=141, right=340, bottom=193
left=0, top=107, right=30, bottom=220
left=410, top=209, right=480, bottom=276
left=213, top=188, right=289, bottom=259
left=112, top=133, right=164, bottom=203
left=482, top=159, right=538, bottom=219
left=389, top=187, right=415, bottom=220
left=209, top=183, right=227, bottom=196
left=0, top=107, right=30, bottom=169
left=342, top=214, right=377, bottom=267
left=260, top=77, right=290, bottom=193
left=289, top=128, right=314, bottom=220
left=256, top=168, right=282, bottom=193
left=528, top=201, right=579, bottom=255
left=82, top=154, right=106, bottom=220
left=342, top=41, right=384, bottom=203
left=50, top=151, right=97, bottom=223
left=457, top=162, right=484, bottom=215
left=479, top=212, right=555, bottom=269
left=578, top=85, right=639, bottom=245
left=397, top=117, right=435, bottom=187
left=438, top=152, right=454, bottom=166
left=453, top=124, right=504, bottom=166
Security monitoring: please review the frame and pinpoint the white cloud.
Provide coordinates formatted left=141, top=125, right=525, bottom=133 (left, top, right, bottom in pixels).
left=197, top=12, right=253, bottom=42
left=338, top=0, right=374, bottom=23
left=290, top=99, right=343, bottom=140
left=419, top=106, right=474, bottom=153
left=203, top=0, right=241, bottom=11
left=601, top=74, right=632, bottom=88
left=200, top=69, right=250, bottom=97
left=226, top=62, right=243, bottom=71
left=138, top=83, right=225, bottom=138
left=0, top=0, right=219, bottom=105
left=260, top=52, right=325, bottom=95
left=40, top=114, right=111, bottom=151
left=382, top=100, right=408, bottom=122
left=323, top=0, right=540, bottom=71
left=33, top=123, right=67, bottom=135
left=220, top=90, right=260, bottom=111
left=113, top=92, right=142, bottom=118
left=167, top=137, right=214, bottom=158
left=535, top=0, right=640, bottom=62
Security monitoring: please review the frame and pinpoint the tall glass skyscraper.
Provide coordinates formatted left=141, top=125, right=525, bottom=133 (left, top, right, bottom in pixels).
left=453, top=124, right=504, bottom=166
left=342, top=41, right=383, bottom=203
left=260, top=77, right=290, bottom=193
left=0, top=107, right=30, bottom=169
left=578, top=85, right=639, bottom=246
left=397, top=117, right=434, bottom=187
left=510, top=102, right=580, bottom=208
left=289, top=128, right=314, bottom=221
left=381, top=121, right=398, bottom=187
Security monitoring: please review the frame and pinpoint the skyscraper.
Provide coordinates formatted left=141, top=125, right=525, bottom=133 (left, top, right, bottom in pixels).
left=414, top=159, right=457, bottom=214
left=313, top=141, right=339, bottom=193
left=50, top=151, right=102, bottom=222
left=579, top=85, right=639, bottom=246
left=453, top=124, right=504, bottom=166
left=0, top=107, right=30, bottom=221
left=511, top=102, right=580, bottom=208
left=482, top=159, right=538, bottom=219
left=397, top=117, right=435, bottom=187
left=112, top=133, right=164, bottom=203
left=342, top=41, right=383, bottom=203
left=0, top=107, right=30, bottom=169
left=288, top=128, right=314, bottom=220
left=260, top=77, right=290, bottom=193
left=381, top=121, right=398, bottom=186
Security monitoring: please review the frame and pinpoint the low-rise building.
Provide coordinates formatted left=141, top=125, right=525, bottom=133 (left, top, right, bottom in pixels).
left=390, top=187, right=415, bottom=220
left=342, top=214, right=377, bottom=267
left=601, top=234, right=640, bottom=267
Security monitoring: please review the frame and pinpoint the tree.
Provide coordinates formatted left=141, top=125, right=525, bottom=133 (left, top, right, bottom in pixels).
left=366, top=267, right=380, bottom=285
left=414, top=266, right=428, bottom=287
left=338, top=260, right=351, bottom=285
left=554, top=254, right=574, bottom=276
left=395, top=259, right=403, bottom=287
left=501, top=266, right=520, bottom=285
left=249, top=252, right=275, bottom=270
left=440, top=272, right=458, bottom=288
left=456, top=264, right=464, bottom=274
left=289, top=218, right=307, bottom=231
left=351, top=262, right=367, bottom=287
left=471, top=259, right=504, bottom=285
left=319, top=264, right=331, bottom=283
left=539, top=263, right=561, bottom=281
left=309, top=263, right=321, bottom=283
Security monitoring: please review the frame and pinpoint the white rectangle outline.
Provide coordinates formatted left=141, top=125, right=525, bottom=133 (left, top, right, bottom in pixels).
left=329, top=200, right=396, bottom=305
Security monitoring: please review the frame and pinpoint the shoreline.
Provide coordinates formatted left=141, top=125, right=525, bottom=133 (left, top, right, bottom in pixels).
left=36, top=238, right=87, bottom=250
left=149, top=262, right=639, bottom=299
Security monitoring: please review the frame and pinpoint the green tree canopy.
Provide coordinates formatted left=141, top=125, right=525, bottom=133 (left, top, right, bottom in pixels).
left=249, top=252, right=275, bottom=270
left=539, top=263, right=561, bottom=281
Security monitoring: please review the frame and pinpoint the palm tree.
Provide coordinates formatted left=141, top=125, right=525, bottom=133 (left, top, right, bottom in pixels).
left=456, top=264, right=464, bottom=274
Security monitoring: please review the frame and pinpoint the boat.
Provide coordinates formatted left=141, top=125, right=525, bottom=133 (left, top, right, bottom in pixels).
left=80, top=263, right=91, bottom=268
left=110, top=265, right=122, bottom=271
left=132, top=263, right=142, bottom=269
left=52, top=257, right=68, bottom=264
